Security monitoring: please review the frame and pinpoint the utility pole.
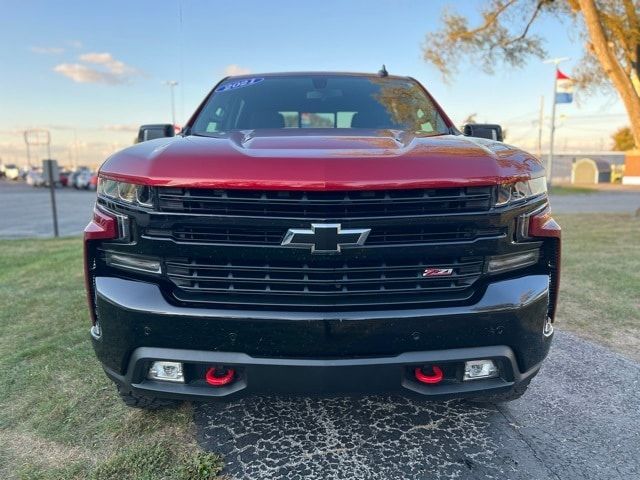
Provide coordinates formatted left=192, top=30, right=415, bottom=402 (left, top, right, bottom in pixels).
left=537, top=95, right=544, bottom=159
left=543, top=57, right=569, bottom=186
left=73, top=129, right=79, bottom=168
left=25, top=138, right=31, bottom=168
left=164, top=80, right=179, bottom=126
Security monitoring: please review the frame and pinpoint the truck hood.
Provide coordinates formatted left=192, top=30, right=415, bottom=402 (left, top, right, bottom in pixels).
left=100, top=130, right=544, bottom=190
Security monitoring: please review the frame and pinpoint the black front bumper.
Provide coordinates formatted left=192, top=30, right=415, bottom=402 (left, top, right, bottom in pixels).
left=93, top=274, right=552, bottom=400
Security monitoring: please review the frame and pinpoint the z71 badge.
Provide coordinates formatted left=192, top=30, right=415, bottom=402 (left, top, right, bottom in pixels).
left=422, top=268, right=454, bottom=277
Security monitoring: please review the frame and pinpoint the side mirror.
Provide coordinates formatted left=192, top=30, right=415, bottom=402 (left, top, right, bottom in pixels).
left=136, top=124, right=175, bottom=143
left=463, top=123, right=503, bottom=142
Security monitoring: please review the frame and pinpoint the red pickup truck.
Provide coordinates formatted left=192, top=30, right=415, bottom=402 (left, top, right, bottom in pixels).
left=85, top=71, right=560, bottom=408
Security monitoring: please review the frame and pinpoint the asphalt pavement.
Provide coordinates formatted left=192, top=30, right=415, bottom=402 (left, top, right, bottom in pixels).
left=196, top=331, right=640, bottom=480
left=0, top=180, right=96, bottom=238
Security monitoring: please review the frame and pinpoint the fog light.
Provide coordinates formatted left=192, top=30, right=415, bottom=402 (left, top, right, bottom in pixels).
left=106, top=252, right=162, bottom=274
left=463, top=360, right=498, bottom=381
left=148, top=361, right=184, bottom=383
left=487, top=250, right=539, bottom=274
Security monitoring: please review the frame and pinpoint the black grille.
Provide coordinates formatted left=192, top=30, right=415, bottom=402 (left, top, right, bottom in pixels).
left=157, top=186, right=494, bottom=218
left=152, top=224, right=504, bottom=246
left=147, top=185, right=505, bottom=309
left=166, top=257, right=484, bottom=308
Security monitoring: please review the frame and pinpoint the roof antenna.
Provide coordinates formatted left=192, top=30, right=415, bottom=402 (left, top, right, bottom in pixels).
left=378, top=64, right=388, bottom=77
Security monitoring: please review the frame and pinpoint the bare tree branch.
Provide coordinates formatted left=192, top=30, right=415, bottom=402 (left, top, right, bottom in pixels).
left=512, top=0, right=547, bottom=43
left=456, top=0, right=520, bottom=40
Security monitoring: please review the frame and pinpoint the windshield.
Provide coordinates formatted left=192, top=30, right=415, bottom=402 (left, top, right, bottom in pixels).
left=191, top=75, right=450, bottom=135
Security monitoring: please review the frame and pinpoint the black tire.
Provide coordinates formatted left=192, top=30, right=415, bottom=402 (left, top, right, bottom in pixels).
left=466, top=377, right=533, bottom=404
left=116, top=385, right=181, bottom=409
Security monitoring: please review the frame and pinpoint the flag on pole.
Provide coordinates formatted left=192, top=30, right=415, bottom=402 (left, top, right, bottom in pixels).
left=555, top=69, right=573, bottom=104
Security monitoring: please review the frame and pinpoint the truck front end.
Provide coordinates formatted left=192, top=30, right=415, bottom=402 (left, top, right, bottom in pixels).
left=85, top=73, right=560, bottom=407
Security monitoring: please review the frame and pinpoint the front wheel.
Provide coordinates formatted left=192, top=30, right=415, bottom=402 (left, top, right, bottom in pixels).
left=116, top=385, right=181, bottom=409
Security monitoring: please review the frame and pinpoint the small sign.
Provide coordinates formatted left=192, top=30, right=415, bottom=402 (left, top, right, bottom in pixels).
left=42, top=159, right=60, bottom=237
left=216, top=77, right=264, bottom=92
left=42, top=159, right=59, bottom=184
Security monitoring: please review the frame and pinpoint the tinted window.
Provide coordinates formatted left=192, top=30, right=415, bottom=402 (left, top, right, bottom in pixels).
left=191, top=75, right=449, bottom=134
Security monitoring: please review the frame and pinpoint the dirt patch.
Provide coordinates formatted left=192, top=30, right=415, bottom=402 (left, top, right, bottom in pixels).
left=1, top=429, right=93, bottom=470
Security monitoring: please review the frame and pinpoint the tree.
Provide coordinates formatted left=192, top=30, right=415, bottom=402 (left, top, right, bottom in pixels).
left=611, top=126, right=636, bottom=149
left=461, top=113, right=478, bottom=125
left=422, top=0, right=640, bottom=148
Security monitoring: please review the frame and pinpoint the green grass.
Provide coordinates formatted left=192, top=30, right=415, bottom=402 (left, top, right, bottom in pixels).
left=549, top=185, right=596, bottom=195
left=0, top=238, right=223, bottom=480
left=554, top=214, right=640, bottom=359
left=1, top=214, right=639, bottom=476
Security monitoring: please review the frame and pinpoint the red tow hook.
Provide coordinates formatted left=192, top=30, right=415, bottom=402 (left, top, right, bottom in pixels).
left=414, top=365, right=444, bottom=384
left=205, top=366, right=235, bottom=386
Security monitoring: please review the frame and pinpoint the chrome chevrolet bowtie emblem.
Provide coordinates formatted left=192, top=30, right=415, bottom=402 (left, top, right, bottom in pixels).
left=281, top=223, right=371, bottom=254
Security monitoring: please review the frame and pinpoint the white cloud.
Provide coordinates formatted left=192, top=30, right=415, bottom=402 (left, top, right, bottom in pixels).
left=54, top=63, right=120, bottom=84
left=54, top=52, right=140, bottom=85
left=30, top=46, right=64, bottom=54
left=79, top=52, right=128, bottom=74
left=67, top=40, right=83, bottom=49
left=224, top=64, right=251, bottom=76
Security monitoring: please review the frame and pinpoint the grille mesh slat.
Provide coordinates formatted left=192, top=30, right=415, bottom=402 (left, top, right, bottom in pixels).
left=155, top=224, right=503, bottom=247
left=158, top=186, right=494, bottom=218
left=166, top=258, right=484, bottom=304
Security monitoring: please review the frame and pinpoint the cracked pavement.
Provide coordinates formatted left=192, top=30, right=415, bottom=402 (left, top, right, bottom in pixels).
left=195, top=331, right=640, bottom=479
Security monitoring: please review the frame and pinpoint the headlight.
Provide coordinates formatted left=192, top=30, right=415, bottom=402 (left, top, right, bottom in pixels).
left=98, top=177, right=154, bottom=208
left=496, top=177, right=547, bottom=206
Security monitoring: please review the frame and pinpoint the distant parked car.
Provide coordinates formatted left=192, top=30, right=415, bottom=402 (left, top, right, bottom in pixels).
left=4, top=164, right=20, bottom=181
left=88, top=173, right=98, bottom=190
left=59, top=170, right=71, bottom=187
left=68, top=170, right=80, bottom=188
left=26, top=168, right=45, bottom=187
left=75, top=169, right=94, bottom=189
left=69, top=167, right=93, bottom=189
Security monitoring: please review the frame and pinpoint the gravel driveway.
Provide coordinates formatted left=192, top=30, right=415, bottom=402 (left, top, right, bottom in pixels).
left=195, top=331, right=640, bottom=479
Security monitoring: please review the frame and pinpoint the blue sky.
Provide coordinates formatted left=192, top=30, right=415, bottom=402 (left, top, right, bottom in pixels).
left=0, top=0, right=628, bottom=166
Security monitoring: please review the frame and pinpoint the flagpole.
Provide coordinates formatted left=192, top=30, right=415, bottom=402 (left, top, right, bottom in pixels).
left=537, top=95, right=544, bottom=159
left=548, top=69, right=558, bottom=186
left=543, top=57, right=569, bottom=187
